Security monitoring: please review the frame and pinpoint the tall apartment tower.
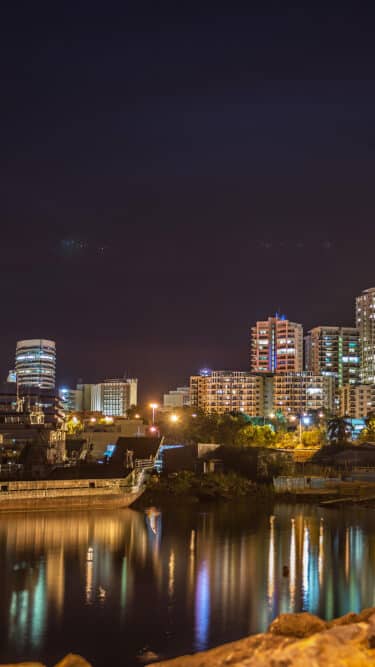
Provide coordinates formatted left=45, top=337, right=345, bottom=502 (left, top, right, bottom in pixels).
left=251, top=315, right=303, bottom=373
left=305, top=326, right=360, bottom=387
left=15, top=339, right=56, bottom=389
left=357, top=287, right=375, bottom=383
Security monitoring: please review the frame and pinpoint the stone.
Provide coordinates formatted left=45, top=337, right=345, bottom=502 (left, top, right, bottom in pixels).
left=358, top=608, right=375, bottom=622
left=328, top=611, right=360, bottom=627
left=268, top=612, right=327, bottom=638
left=151, top=622, right=375, bottom=666
left=54, top=656, right=92, bottom=667
left=367, top=613, right=375, bottom=648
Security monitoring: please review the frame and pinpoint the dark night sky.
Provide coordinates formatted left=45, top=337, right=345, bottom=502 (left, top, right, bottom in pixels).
left=1, top=1, right=375, bottom=400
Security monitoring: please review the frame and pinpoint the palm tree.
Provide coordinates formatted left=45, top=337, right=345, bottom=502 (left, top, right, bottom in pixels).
left=327, top=416, right=352, bottom=445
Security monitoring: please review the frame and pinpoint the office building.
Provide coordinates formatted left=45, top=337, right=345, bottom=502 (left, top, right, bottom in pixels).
left=357, top=287, right=375, bottom=383
left=251, top=315, right=303, bottom=374
left=340, top=384, right=375, bottom=419
left=15, top=339, right=56, bottom=389
left=163, top=386, right=190, bottom=408
left=76, top=382, right=95, bottom=411
left=272, top=372, right=335, bottom=416
left=305, top=326, right=360, bottom=387
left=190, top=370, right=264, bottom=416
left=127, top=378, right=138, bottom=407
left=90, top=378, right=138, bottom=416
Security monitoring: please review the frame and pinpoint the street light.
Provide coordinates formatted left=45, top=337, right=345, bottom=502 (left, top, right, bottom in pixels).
left=149, top=403, right=159, bottom=425
left=170, top=414, right=179, bottom=423
left=299, top=414, right=311, bottom=444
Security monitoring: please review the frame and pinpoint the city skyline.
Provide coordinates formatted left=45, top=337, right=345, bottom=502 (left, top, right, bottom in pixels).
left=3, top=284, right=375, bottom=402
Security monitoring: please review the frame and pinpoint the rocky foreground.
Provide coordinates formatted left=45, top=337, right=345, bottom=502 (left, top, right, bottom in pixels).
left=5, top=608, right=375, bottom=666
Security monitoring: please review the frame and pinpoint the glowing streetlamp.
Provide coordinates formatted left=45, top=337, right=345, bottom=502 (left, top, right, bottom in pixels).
left=299, top=414, right=311, bottom=444
left=170, top=414, right=179, bottom=423
left=149, top=403, right=159, bottom=425
left=104, top=416, right=114, bottom=424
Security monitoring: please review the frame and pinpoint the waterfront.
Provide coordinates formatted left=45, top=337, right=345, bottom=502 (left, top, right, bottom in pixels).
left=0, top=501, right=375, bottom=666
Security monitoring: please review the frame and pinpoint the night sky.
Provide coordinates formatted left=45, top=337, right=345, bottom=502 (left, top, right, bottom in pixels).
left=1, top=1, right=375, bottom=400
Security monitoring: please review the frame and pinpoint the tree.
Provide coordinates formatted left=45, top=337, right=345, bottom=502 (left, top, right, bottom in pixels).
left=301, top=427, right=325, bottom=448
left=66, top=415, right=83, bottom=436
left=234, top=424, right=276, bottom=448
left=358, top=411, right=375, bottom=443
left=327, top=416, right=352, bottom=445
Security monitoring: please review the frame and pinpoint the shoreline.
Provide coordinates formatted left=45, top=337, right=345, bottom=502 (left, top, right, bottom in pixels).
left=4, top=608, right=375, bottom=666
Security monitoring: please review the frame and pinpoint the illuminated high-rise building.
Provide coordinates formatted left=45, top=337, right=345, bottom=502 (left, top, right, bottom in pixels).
left=304, top=326, right=360, bottom=387
left=340, top=384, right=375, bottom=419
left=251, top=315, right=303, bottom=374
left=357, top=287, right=375, bottom=383
left=15, top=339, right=56, bottom=389
left=190, top=370, right=264, bottom=416
left=272, top=372, right=335, bottom=416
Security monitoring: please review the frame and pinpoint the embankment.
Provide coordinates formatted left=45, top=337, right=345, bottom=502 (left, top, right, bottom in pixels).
left=5, top=608, right=375, bottom=666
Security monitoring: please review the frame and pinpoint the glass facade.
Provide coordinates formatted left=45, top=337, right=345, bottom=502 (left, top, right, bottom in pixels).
left=15, top=339, right=56, bottom=389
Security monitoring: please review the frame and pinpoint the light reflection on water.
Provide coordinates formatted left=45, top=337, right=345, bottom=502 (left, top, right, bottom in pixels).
left=1, top=502, right=375, bottom=666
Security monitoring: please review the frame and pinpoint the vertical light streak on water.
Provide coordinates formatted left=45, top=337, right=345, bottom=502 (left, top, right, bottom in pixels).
left=345, top=527, right=350, bottom=582
left=302, top=523, right=310, bottom=611
left=289, top=518, right=296, bottom=611
left=349, top=526, right=363, bottom=612
left=9, top=590, right=29, bottom=651
left=267, top=516, right=275, bottom=611
left=318, top=520, right=324, bottom=589
left=120, top=557, right=127, bottom=616
left=31, top=562, right=46, bottom=649
left=168, top=550, right=175, bottom=601
left=194, top=560, right=210, bottom=652
left=86, top=548, right=94, bottom=605
left=188, top=531, right=196, bottom=609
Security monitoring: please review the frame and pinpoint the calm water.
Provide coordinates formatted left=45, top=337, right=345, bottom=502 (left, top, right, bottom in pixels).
left=0, top=501, right=375, bottom=666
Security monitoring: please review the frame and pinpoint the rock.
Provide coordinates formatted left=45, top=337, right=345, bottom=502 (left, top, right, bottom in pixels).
left=367, top=613, right=375, bottom=648
left=328, top=611, right=360, bottom=627
left=54, top=656, right=92, bottom=667
left=149, top=634, right=294, bottom=667
left=151, top=622, right=375, bottom=666
left=250, top=623, right=373, bottom=667
left=358, top=608, right=375, bottom=622
left=137, top=650, right=160, bottom=663
left=268, top=612, right=327, bottom=637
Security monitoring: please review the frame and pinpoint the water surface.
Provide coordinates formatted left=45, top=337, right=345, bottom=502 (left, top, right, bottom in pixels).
left=0, top=501, right=374, bottom=666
